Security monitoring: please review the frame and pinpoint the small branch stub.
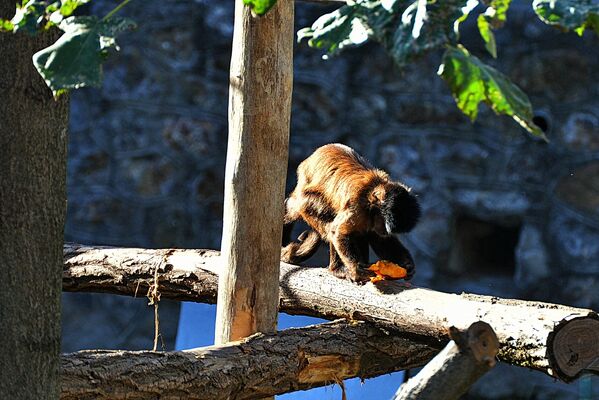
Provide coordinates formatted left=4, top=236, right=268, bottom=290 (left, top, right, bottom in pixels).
left=393, top=321, right=499, bottom=400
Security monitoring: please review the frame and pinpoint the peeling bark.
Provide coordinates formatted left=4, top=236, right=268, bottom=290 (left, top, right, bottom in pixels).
left=61, top=320, right=438, bottom=400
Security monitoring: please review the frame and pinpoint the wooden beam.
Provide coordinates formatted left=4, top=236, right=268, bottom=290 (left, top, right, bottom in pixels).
left=62, top=244, right=599, bottom=382
left=60, top=320, right=439, bottom=400
left=393, top=322, right=499, bottom=400
left=216, top=0, right=294, bottom=344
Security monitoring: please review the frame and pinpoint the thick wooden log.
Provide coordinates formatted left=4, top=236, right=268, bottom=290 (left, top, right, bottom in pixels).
left=63, top=244, right=599, bottom=381
left=216, top=0, right=294, bottom=344
left=60, top=320, right=438, bottom=400
left=393, top=322, right=499, bottom=400
left=0, top=11, right=68, bottom=399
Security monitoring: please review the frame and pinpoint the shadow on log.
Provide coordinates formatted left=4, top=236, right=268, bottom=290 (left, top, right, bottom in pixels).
left=63, top=243, right=599, bottom=382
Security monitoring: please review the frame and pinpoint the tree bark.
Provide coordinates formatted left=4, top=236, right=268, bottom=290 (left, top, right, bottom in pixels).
left=0, top=8, right=69, bottom=400
left=216, top=0, right=294, bottom=344
left=62, top=244, right=599, bottom=382
left=60, top=320, right=439, bottom=400
left=394, top=322, right=499, bottom=400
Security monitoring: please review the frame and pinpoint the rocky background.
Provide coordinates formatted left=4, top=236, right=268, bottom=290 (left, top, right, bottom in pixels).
left=62, top=0, right=599, bottom=398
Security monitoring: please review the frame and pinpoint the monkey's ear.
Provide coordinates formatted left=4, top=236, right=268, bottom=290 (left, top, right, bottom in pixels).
left=368, top=185, right=386, bottom=206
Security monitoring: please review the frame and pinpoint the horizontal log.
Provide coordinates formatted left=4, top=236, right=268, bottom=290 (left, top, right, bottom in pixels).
left=63, top=243, right=599, bottom=381
left=61, top=320, right=438, bottom=400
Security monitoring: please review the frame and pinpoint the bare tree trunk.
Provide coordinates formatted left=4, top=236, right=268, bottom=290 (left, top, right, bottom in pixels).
left=62, top=245, right=599, bottom=381
left=60, top=320, right=439, bottom=400
left=216, top=0, right=294, bottom=344
left=0, top=8, right=69, bottom=400
left=394, top=322, right=499, bottom=400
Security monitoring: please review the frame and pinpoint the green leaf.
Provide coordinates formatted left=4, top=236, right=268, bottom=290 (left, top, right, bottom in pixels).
left=439, top=45, right=545, bottom=139
left=482, top=0, right=511, bottom=27
left=533, top=0, right=599, bottom=36
left=10, top=0, right=47, bottom=35
left=59, top=0, right=91, bottom=17
left=0, top=0, right=91, bottom=34
left=32, top=16, right=135, bottom=96
left=477, top=14, right=497, bottom=58
left=0, top=19, right=15, bottom=32
left=297, top=6, right=369, bottom=56
left=298, top=0, right=476, bottom=68
left=385, top=0, right=474, bottom=67
left=243, top=0, right=277, bottom=16
left=476, top=0, right=511, bottom=57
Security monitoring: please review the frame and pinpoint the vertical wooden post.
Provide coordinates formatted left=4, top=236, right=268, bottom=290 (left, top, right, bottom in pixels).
left=215, top=0, right=294, bottom=344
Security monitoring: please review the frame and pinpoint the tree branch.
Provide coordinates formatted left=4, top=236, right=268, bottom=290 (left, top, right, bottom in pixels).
left=393, top=321, right=499, bottom=400
left=61, top=320, right=438, bottom=400
left=63, top=243, right=599, bottom=382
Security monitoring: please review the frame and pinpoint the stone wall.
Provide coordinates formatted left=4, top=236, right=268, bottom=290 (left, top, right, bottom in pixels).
left=62, top=0, right=598, bottom=397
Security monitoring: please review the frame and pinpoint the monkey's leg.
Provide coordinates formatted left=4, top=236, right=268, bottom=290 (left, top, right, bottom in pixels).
left=281, top=230, right=321, bottom=264
left=368, top=233, right=416, bottom=280
left=332, top=231, right=375, bottom=283
left=282, top=195, right=302, bottom=246
left=327, top=242, right=348, bottom=279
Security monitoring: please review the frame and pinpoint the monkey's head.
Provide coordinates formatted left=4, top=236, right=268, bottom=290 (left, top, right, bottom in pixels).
left=377, top=183, right=420, bottom=235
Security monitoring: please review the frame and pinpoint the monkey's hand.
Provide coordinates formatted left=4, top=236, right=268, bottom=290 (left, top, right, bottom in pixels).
left=347, top=264, right=377, bottom=284
left=404, top=262, right=415, bottom=280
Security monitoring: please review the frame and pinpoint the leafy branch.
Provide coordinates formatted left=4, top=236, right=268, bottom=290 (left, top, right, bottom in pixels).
left=1, top=0, right=135, bottom=96
left=0, top=0, right=284, bottom=96
left=1, top=0, right=595, bottom=129
left=298, top=0, right=597, bottom=139
left=533, top=0, right=599, bottom=36
left=439, top=45, right=544, bottom=138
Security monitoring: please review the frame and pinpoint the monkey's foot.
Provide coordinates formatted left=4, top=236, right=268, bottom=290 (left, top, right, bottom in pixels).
left=328, top=266, right=349, bottom=280
left=328, top=265, right=376, bottom=284
left=349, top=265, right=377, bottom=284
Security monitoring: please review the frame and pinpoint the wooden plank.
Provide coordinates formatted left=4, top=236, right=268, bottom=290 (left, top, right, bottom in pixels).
left=216, top=0, right=294, bottom=344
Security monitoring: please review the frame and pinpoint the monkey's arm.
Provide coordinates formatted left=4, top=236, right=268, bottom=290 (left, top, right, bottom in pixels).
left=368, top=233, right=416, bottom=280
left=331, top=219, right=374, bottom=282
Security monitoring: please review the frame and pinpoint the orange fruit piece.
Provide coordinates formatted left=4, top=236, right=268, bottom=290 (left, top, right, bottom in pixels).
left=368, top=260, right=408, bottom=283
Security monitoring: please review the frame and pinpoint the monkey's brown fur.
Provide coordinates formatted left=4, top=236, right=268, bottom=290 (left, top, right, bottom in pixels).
left=282, top=144, right=420, bottom=282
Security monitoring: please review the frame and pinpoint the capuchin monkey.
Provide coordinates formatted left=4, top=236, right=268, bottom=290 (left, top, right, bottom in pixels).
left=281, top=143, right=421, bottom=283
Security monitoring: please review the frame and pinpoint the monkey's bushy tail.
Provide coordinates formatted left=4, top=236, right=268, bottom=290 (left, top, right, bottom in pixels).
left=281, top=229, right=321, bottom=264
